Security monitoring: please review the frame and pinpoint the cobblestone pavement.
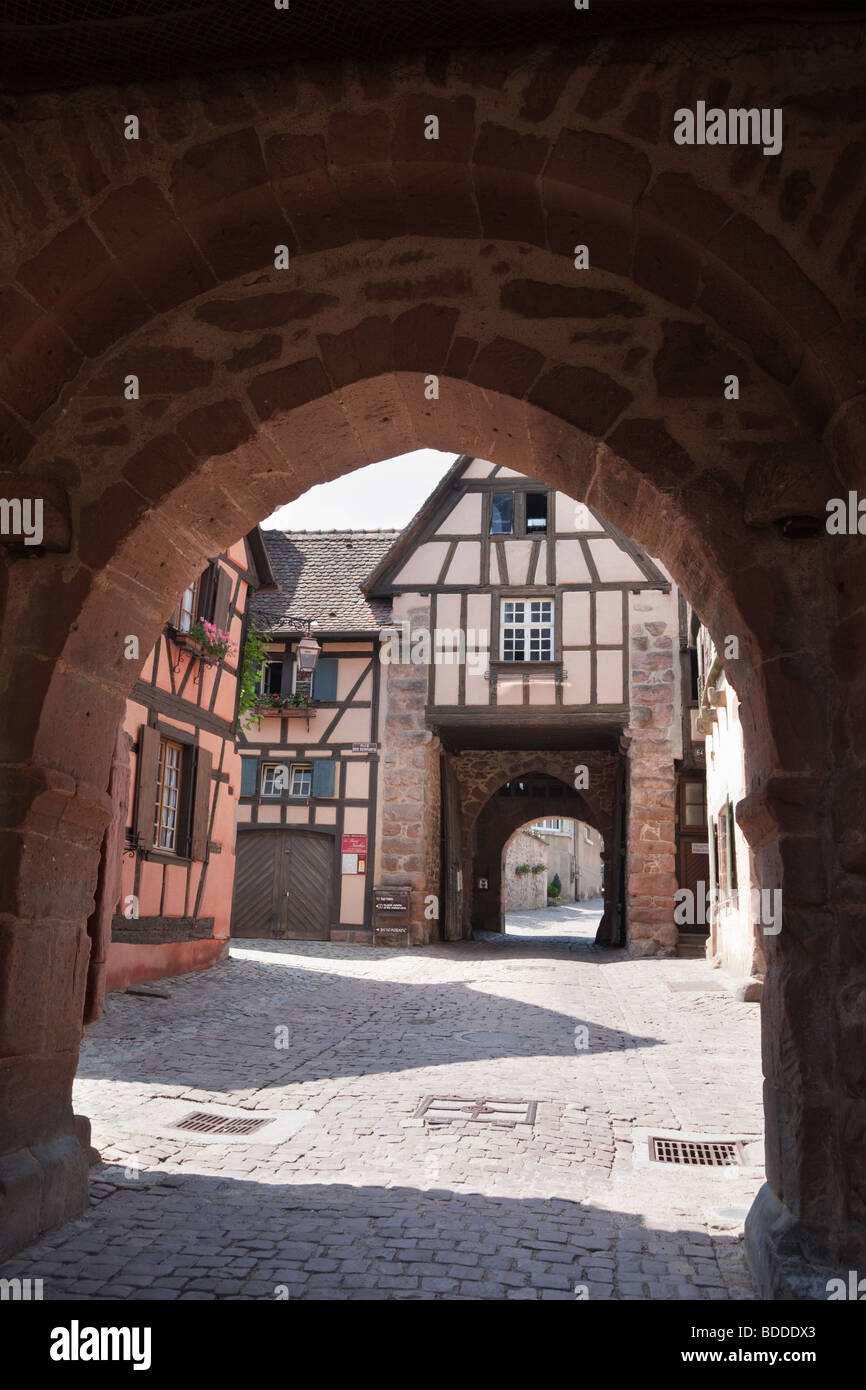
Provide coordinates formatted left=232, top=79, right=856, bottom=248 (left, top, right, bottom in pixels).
left=503, top=897, right=603, bottom=940
left=2, top=936, right=763, bottom=1300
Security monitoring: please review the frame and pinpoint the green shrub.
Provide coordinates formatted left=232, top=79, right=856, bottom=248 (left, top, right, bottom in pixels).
left=548, top=872, right=562, bottom=899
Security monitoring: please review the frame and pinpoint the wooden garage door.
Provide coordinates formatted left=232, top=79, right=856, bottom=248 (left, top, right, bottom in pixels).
left=231, top=830, right=333, bottom=940
left=231, top=830, right=282, bottom=938
left=283, top=831, right=333, bottom=940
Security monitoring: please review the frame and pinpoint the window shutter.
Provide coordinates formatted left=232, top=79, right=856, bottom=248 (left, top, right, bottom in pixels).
left=195, top=563, right=217, bottom=623
left=311, top=759, right=335, bottom=799
left=240, top=758, right=258, bottom=797
left=133, top=725, right=161, bottom=852
left=313, top=657, right=338, bottom=702
left=707, top=815, right=718, bottom=900
left=279, top=657, right=293, bottom=697
left=190, top=747, right=213, bottom=861
left=212, top=567, right=233, bottom=633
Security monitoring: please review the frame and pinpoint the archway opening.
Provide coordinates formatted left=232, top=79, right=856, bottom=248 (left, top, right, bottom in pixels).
left=2, top=30, right=859, bottom=1292
left=500, top=812, right=605, bottom=944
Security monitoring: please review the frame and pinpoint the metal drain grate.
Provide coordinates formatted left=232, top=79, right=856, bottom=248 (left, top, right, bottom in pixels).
left=415, top=1097, right=537, bottom=1126
left=174, top=1110, right=272, bottom=1136
left=649, top=1136, right=744, bottom=1167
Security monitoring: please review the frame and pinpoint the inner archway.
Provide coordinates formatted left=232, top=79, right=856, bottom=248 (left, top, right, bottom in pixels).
left=1, top=33, right=863, bottom=1298
left=475, top=775, right=609, bottom=937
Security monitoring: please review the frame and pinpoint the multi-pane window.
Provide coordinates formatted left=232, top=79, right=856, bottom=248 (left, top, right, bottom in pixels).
left=289, top=764, right=312, bottom=797
left=261, top=762, right=289, bottom=797
left=154, top=739, right=183, bottom=851
left=501, top=599, right=554, bottom=662
left=584, top=825, right=593, bottom=843
left=533, top=818, right=564, bottom=833
left=490, top=492, right=514, bottom=534
left=682, top=779, right=707, bottom=827
left=259, top=660, right=283, bottom=696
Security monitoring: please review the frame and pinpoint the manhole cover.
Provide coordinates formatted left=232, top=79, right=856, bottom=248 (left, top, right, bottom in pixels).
left=649, top=1136, right=744, bottom=1167
left=415, top=1096, right=537, bottom=1126
left=459, top=1029, right=526, bottom=1047
left=174, top=1110, right=272, bottom=1136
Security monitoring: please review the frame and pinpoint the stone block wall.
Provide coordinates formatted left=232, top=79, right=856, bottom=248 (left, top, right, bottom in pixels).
left=503, top=829, right=549, bottom=911
left=375, top=594, right=441, bottom=944
left=625, top=589, right=681, bottom=956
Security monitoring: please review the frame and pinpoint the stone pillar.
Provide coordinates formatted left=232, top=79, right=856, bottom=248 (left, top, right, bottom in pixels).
left=0, top=765, right=107, bottom=1260
left=376, top=595, right=440, bottom=944
left=741, top=772, right=866, bottom=1295
left=83, top=725, right=130, bottom=1024
left=625, top=593, right=679, bottom=956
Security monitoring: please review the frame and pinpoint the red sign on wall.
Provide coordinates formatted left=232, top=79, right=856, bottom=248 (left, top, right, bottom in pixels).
left=342, top=835, right=367, bottom=855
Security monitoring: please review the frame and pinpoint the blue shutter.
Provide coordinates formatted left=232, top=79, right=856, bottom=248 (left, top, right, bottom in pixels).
left=240, top=758, right=258, bottom=796
left=313, top=658, right=338, bottom=702
left=311, top=760, right=335, bottom=799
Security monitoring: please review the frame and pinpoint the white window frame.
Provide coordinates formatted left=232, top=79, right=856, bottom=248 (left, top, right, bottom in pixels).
left=584, top=825, right=593, bottom=843
left=289, top=763, right=312, bottom=798
left=259, top=659, right=283, bottom=696
left=500, top=598, right=554, bottom=662
left=261, top=762, right=289, bottom=797
left=175, top=580, right=197, bottom=634
left=154, top=738, right=184, bottom=850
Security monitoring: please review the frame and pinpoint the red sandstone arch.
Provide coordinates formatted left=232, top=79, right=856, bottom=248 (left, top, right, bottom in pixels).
left=1, top=39, right=865, bottom=1296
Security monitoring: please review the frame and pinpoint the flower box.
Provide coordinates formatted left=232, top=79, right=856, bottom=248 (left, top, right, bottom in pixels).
left=249, top=700, right=315, bottom=719
left=170, top=630, right=220, bottom=666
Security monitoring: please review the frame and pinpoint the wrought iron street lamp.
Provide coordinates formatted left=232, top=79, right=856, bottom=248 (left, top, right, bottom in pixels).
left=285, top=617, right=322, bottom=675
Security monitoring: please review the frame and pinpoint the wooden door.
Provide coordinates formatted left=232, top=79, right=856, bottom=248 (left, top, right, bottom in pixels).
left=282, top=831, right=333, bottom=940
left=231, top=830, right=282, bottom=938
left=678, top=835, right=710, bottom=934
left=231, top=829, right=332, bottom=940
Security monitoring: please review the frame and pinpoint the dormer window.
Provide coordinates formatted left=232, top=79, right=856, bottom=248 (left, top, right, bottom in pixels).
left=490, top=492, right=514, bottom=535
left=489, top=490, right=548, bottom=536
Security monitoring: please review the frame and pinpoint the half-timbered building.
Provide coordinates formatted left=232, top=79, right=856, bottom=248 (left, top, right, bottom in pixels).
left=232, top=457, right=692, bottom=956
left=104, top=530, right=275, bottom=990
left=232, top=532, right=392, bottom=942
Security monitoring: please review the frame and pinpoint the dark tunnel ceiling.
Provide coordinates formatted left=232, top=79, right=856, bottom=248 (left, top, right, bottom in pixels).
left=1, top=0, right=864, bottom=94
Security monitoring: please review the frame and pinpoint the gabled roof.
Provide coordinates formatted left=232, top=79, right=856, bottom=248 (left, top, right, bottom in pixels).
left=363, top=453, right=471, bottom=595
left=243, top=526, right=278, bottom=593
left=250, top=530, right=398, bottom=634
left=363, top=455, right=669, bottom=595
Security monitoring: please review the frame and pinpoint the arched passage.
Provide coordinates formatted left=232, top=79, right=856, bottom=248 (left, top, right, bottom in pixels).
left=1, top=36, right=864, bottom=1296
left=469, top=772, right=610, bottom=936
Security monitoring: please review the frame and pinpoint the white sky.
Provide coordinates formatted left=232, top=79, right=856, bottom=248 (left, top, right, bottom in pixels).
left=263, top=449, right=457, bottom=531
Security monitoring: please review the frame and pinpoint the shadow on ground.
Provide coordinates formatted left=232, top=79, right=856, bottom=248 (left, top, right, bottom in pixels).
left=75, top=943, right=662, bottom=1091
left=0, top=1173, right=755, bottom=1301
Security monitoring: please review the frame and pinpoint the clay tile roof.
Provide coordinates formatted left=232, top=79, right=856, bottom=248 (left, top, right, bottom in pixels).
left=250, top=529, right=399, bottom=632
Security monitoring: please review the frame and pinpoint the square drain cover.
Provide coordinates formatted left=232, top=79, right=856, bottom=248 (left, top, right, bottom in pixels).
left=415, top=1096, right=537, bottom=1126
left=174, top=1110, right=272, bottom=1136
left=649, top=1135, right=744, bottom=1167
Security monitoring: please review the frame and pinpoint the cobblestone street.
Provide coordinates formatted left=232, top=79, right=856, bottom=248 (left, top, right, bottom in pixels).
left=2, top=936, right=763, bottom=1301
